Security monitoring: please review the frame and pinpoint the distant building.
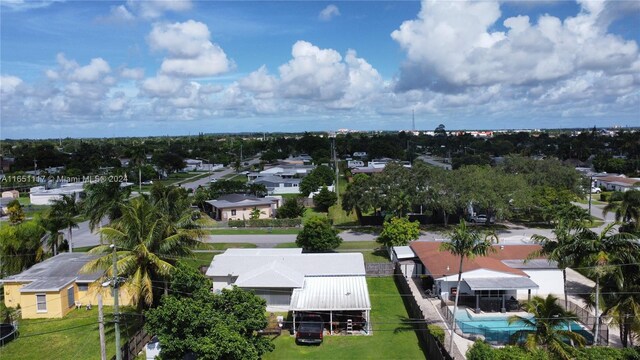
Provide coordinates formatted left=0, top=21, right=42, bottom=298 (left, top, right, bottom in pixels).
left=594, top=175, right=640, bottom=192
left=29, top=182, right=85, bottom=205
left=251, top=176, right=301, bottom=195
left=2, top=190, right=20, bottom=199
left=205, top=194, right=280, bottom=221
left=260, top=165, right=315, bottom=178
left=347, top=160, right=365, bottom=169
left=353, top=152, right=368, bottom=159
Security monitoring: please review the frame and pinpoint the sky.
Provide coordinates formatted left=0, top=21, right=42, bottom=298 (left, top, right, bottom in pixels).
left=1, top=0, right=639, bottom=139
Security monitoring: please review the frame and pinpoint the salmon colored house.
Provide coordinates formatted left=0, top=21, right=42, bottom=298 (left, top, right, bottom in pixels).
left=1, top=253, right=134, bottom=319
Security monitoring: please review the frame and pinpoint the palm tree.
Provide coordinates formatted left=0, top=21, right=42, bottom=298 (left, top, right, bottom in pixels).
left=508, top=295, right=586, bottom=360
left=0, top=221, right=45, bottom=277
left=440, top=220, right=497, bottom=352
left=603, top=190, right=640, bottom=230
left=573, top=223, right=639, bottom=345
left=83, top=180, right=132, bottom=240
left=49, top=194, right=80, bottom=252
left=530, top=219, right=582, bottom=308
left=130, top=145, right=147, bottom=193
left=598, top=263, right=640, bottom=347
left=82, top=197, right=203, bottom=308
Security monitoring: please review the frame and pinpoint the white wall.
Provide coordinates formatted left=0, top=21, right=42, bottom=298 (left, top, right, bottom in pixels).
left=522, top=269, right=564, bottom=298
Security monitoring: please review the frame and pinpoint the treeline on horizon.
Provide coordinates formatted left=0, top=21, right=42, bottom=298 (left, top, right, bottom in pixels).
left=2, top=127, right=639, bottom=180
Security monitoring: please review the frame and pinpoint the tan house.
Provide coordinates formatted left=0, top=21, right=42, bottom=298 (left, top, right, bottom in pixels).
left=205, top=194, right=278, bottom=221
left=1, top=190, right=19, bottom=199
left=1, top=253, right=134, bottom=319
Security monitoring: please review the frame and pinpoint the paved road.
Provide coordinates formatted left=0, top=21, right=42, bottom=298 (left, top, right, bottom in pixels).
left=181, top=157, right=261, bottom=190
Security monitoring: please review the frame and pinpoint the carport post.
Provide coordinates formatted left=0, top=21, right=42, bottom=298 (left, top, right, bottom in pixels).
left=330, top=311, right=333, bottom=335
left=366, top=310, right=370, bottom=334
left=293, top=311, right=296, bottom=333
left=528, top=289, right=531, bottom=301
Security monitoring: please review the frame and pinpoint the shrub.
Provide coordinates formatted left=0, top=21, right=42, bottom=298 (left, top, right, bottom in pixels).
left=609, top=191, right=624, bottom=202
left=600, top=192, right=610, bottom=202
left=428, top=324, right=445, bottom=343
left=227, top=218, right=302, bottom=228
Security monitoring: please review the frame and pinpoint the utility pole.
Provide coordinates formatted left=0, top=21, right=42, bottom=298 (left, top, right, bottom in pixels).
left=588, top=175, right=593, bottom=217
left=111, top=244, right=122, bottom=360
left=98, top=294, right=107, bottom=360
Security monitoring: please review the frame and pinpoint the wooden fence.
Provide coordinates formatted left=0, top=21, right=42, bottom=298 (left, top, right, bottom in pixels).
left=394, top=265, right=453, bottom=360
left=111, top=328, right=153, bottom=360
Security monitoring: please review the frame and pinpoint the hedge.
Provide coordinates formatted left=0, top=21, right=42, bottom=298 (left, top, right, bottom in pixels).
left=467, top=340, right=640, bottom=360
left=228, top=218, right=302, bottom=228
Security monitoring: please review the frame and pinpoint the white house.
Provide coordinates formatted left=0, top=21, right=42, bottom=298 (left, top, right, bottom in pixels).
left=260, top=165, right=315, bottom=178
left=206, top=248, right=371, bottom=334
left=410, top=242, right=562, bottom=313
left=594, top=175, right=640, bottom=192
left=250, top=176, right=300, bottom=195
left=29, top=182, right=85, bottom=205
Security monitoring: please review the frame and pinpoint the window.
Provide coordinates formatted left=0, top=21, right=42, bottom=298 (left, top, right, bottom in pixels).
left=231, top=209, right=237, bottom=216
left=78, top=283, right=89, bottom=291
left=67, top=287, right=75, bottom=308
left=36, top=294, right=47, bottom=312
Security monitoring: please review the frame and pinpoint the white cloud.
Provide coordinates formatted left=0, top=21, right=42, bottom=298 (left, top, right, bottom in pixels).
left=148, top=20, right=232, bottom=77
left=141, top=75, right=184, bottom=97
left=120, top=67, right=145, bottom=80
left=125, top=0, right=191, bottom=19
left=278, top=40, right=348, bottom=100
left=0, top=75, right=23, bottom=95
left=319, top=4, right=340, bottom=21
left=101, top=5, right=135, bottom=23
left=69, top=58, right=111, bottom=82
left=239, top=65, right=277, bottom=94
left=391, top=0, right=639, bottom=92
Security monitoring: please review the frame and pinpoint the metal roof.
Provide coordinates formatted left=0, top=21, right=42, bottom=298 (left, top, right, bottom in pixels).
left=464, top=277, right=539, bottom=291
left=290, top=276, right=371, bottom=311
left=392, top=246, right=416, bottom=260
left=206, top=194, right=275, bottom=209
left=21, top=278, right=75, bottom=292
left=502, top=259, right=559, bottom=269
left=206, top=249, right=366, bottom=288
left=2, top=253, right=103, bottom=291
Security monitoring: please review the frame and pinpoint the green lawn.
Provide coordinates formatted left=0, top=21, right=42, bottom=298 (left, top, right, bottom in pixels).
left=262, top=277, right=425, bottom=360
left=207, top=228, right=300, bottom=235
left=0, top=307, right=142, bottom=360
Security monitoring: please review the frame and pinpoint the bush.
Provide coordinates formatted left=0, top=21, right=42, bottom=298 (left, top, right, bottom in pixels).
left=609, top=191, right=624, bottom=202
left=466, top=340, right=640, bottom=360
left=428, top=324, right=445, bottom=343
left=228, top=218, right=302, bottom=228
left=600, top=192, right=610, bottom=202
left=296, top=217, right=341, bottom=251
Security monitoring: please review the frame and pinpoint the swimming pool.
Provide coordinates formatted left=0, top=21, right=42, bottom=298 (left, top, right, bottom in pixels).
left=454, top=309, right=592, bottom=344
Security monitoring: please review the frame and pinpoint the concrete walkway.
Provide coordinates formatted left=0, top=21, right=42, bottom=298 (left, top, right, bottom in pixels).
left=405, top=277, right=471, bottom=359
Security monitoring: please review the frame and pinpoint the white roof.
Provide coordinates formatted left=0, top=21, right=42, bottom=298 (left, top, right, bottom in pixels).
left=206, top=249, right=366, bottom=288
left=392, top=246, right=416, bottom=260
left=290, top=276, right=371, bottom=311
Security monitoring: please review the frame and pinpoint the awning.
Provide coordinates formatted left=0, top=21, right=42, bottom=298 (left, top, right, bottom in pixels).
left=464, top=277, right=539, bottom=291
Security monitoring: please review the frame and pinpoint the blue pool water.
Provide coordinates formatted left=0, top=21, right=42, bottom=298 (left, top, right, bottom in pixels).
left=454, top=310, right=591, bottom=344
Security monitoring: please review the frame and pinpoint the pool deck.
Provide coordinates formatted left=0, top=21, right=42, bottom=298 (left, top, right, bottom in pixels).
left=462, top=307, right=530, bottom=319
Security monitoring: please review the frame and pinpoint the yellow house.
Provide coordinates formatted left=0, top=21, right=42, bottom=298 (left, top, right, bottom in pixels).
left=205, top=194, right=279, bottom=221
left=1, top=253, right=134, bottom=319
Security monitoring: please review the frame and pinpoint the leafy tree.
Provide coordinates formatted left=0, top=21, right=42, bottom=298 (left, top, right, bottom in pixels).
left=145, top=271, right=273, bottom=360
left=341, top=174, right=373, bottom=224
left=83, top=196, right=203, bottom=308
left=48, top=194, right=80, bottom=252
left=508, top=295, right=585, bottom=360
left=83, top=180, right=131, bottom=234
left=0, top=221, right=45, bottom=277
left=300, top=174, right=322, bottom=197
left=312, top=165, right=335, bottom=186
left=377, top=217, right=420, bottom=248
left=296, top=217, right=342, bottom=252
left=603, top=190, right=640, bottom=231
left=434, top=123, right=446, bottom=136
left=247, top=183, right=267, bottom=197
left=276, top=198, right=305, bottom=219
left=209, top=180, right=247, bottom=199
left=313, top=186, right=337, bottom=212
left=192, top=187, right=210, bottom=211
left=440, top=221, right=497, bottom=352
left=153, top=152, right=185, bottom=175
left=6, top=200, right=25, bottom=225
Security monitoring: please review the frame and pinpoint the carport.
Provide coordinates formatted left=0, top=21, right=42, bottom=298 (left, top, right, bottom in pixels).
left=464, top=277, right=539, bottom=313
left=290, top=276, right=371, bottom=335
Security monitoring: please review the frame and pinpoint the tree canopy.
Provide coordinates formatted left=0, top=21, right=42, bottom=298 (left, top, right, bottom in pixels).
left=296, top=217, right=342, bottom=251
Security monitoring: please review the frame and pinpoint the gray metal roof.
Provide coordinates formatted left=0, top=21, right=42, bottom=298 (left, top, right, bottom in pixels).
left=464, top=277, right=539, bottom=291
left=502, top=259, right=559, bottom=269
left=206, top=194, right=275, bottom=209
left=392, top=246, right=416, bottom=260
left=206, top=249, right=366, bottom=288
left=2, top=253, right=103, bottom=291
left=290, top=276, right=371, bottom=311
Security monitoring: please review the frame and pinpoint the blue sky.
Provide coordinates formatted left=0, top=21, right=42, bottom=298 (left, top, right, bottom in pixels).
left=1, top=0, right=639, bottom=139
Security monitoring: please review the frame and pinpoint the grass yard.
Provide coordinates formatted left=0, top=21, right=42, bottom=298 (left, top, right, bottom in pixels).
left=0, top=307, right=142, bottom=360
left=262, top=277, right=425, bottom=360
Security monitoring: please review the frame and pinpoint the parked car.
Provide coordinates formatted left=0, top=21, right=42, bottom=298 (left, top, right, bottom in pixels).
left=469, top=214, right=495, bottom=224
left=296, top=315, right=324, bottom=345
left=141, top=180, right=153, bottom=185
left=591, top=187, right=602, bottom=194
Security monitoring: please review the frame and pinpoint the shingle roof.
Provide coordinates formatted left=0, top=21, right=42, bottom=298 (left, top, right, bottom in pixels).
left=410, top=242, right=544, bottom=278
